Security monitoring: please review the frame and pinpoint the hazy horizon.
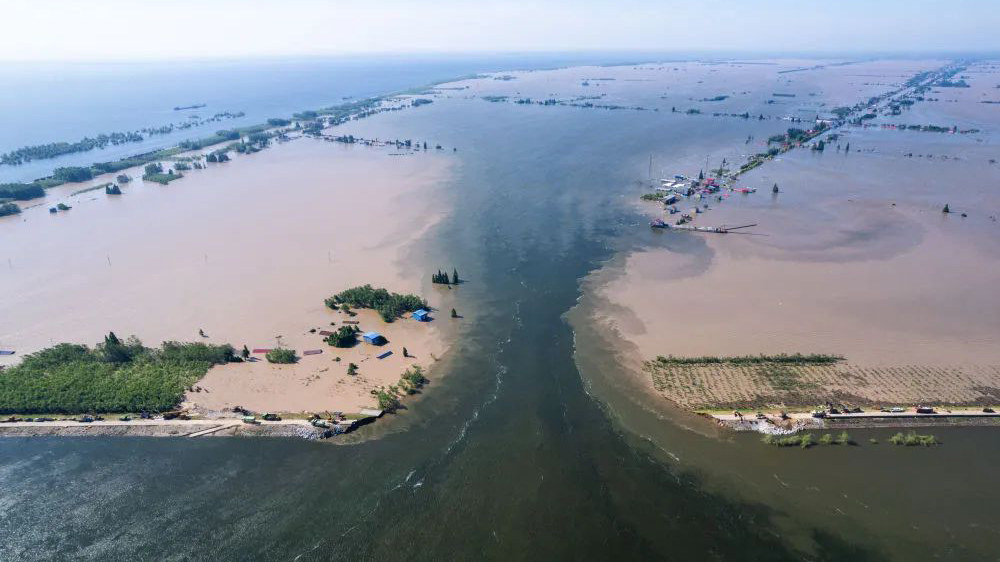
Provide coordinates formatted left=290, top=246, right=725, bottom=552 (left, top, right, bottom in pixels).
left=4, top=0, right=999, bottom=62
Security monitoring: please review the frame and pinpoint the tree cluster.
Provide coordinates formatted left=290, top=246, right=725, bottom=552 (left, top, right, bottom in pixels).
left=325, top=284, right=427, bottom=322
left=0, top=333, right=235, bottom=414
left=0, top=183, right=45, bottom=201
left=325, top=325, right=360, bottom=348
left=265, top=348, right=297, bottom=364
left=432, top=268, right=459, bottom=285
left=53, top=166, right=94, bottom=183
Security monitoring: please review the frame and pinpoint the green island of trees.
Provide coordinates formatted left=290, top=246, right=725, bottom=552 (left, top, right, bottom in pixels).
left=0, top=333, right=235, bottom=414
left=762, top=431, right=852, bottom=448
left=889, top=431, right=938, bottom=446
left=265, top=348, right=297, bottom=364
left=142, top=163, right=183, bottom=185
left=0, top=183, right=46, bottom=201
left=325, top=325, right=360, bottom=348
left=0, top=202, right=21, bottom=217
left=325, top=285, right=427, bottom=322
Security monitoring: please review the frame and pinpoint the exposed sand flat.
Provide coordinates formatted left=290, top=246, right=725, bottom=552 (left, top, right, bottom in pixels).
left=186, top=309, right=448, bottom=413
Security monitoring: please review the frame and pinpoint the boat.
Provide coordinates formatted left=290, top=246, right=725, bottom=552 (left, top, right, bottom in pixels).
left=242, top=415, right=259, bottom=424
left=650, top=219, right=669, bottom=229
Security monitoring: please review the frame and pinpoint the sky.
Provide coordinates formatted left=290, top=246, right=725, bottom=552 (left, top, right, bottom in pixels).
left=2, top=0, right=998, bottom=61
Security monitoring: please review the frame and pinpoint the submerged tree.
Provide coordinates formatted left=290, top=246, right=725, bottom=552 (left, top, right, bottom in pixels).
left=265, top=348, right=297, bottom=364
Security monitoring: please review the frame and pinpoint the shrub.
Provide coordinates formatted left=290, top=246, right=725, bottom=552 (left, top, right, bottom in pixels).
left=0, top=202, right=21, bottom=217
left=399, top=365, right=426, bottom=394
left=325, top=326, right=357, bottom=348
left=0, top=183, right=45, bottom=200
left=265, top=348, right=297, bottom=364
left=376, top=389, right=401, bottom=412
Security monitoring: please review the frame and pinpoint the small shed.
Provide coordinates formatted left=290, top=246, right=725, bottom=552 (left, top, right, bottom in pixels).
left=362, top=331, right=386, bottom=345
left=412, top=309, right=430, bottom=322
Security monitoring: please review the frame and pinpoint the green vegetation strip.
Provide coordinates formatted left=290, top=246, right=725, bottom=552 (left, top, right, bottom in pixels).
left=70, top=183, right=112, bottom=196
left=652, top=354, right=844, bottom=365
left=0, top=333, right=235, bottom=414
left=889, top=431, right=938, bottom=446
left=762, top=431, right=852, bottom=448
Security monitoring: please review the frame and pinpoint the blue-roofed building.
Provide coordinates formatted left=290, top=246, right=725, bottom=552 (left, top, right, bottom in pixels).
left=412, top=309, right=430, bottom=322
left=362, top=331, right=386, bottom=345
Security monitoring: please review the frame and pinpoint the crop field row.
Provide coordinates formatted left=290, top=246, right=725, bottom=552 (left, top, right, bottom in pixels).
left=643, top=361, right=1000, bottom=410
